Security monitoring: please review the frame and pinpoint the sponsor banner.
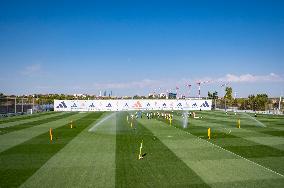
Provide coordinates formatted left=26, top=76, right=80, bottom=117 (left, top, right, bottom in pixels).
left=54, top=99, right=212, bottom=112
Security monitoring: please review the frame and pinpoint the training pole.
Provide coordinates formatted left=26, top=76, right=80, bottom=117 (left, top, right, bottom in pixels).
left=138, top=140, right=143, bottom=159
left=237, top=119, right=240, bottom=128
left=208, top=128, right=211, bottom=140
left=49, top=128, right=53, bottom=142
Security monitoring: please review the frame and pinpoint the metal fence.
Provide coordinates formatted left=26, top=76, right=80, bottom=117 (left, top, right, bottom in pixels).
left=0, top=97, right=53, bottom=115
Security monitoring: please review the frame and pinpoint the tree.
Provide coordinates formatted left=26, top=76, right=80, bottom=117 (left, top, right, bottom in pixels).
left=208, top=92, right=213, bottom=99
left=224, top=87, right=233, bottom=106
left=225, top=87, right=233, bottom=100
left=248, top=95, right=256, bottom=111
left=255, top=94, right=268, bottom=111
left=133, top=95, right=141, bottom=99
left=213, top=91, right=218, bottom=99
left=208, top=91, right=218, bottom=109
left=246, top=94, right=268, bottom=111
left=238, top=98, right=248, bottom=110
left=208, top=91, right=218, bottom=99
left=148, top=95, right=154, bottom=99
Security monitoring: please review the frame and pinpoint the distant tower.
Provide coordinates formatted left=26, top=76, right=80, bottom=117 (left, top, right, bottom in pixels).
left=99, top=91, right=102, bottom=97
left=196, top=82, right=201, bottom=99
left=187, top=84, right=192, bottom=98
left=176, top=86, right=179, bottom=99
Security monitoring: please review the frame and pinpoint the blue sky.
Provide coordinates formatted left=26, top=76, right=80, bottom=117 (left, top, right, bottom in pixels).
left=0, top=0, right=283, bottom=97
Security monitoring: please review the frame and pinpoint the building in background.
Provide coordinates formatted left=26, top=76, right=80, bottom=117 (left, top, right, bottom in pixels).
left=168, top=92, right=177, bottom=99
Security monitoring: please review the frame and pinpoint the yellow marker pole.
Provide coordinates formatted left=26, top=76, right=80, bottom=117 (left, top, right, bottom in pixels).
left=138, top=140, right=143, bottom=159
left=49, top=128, right=53, bottom=142
left=131, top=122, right=133, bottom=128
left=70, top=120, right=73, bottom=129
left=208, top=128, right=211, bottom=140
left=169, top=117, right=172, bottom=126
left=237, top=119, right=240, bottom=128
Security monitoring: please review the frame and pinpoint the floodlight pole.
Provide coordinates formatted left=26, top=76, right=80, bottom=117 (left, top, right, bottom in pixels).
left=198, top=83, right=201, bottom=99
left=6, top=97, right=8, bottom=114
left=22, top=97, right=24, bottom=113
left=279, top=95, right=282, bottom=113
left=187, top=84, right=191, bottom=98
left=32, top=95, right=34, bottom=111
left=14, top=97, right=16, bottom=114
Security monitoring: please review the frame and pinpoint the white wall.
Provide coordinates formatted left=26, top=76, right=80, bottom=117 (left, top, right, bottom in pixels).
left=54, top=99, right=212, bottom=112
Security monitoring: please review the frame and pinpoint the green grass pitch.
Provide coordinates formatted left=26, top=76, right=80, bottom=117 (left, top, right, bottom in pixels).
left=0, top=110, right=283, bottom=187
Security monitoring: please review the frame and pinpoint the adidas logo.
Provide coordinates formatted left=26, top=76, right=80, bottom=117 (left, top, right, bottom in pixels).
left=200, top=101, right=210, bottom=108
left=106, top=103, right=112, bottom=107
left=56, top=101, right=67, bottom=108
left=163, top=103, right=167, bottom=107
left=132, top=101, right=142, bottom=108
left=71, top=103, right=77, bottom=108
left=147, top=103, right=150, bottom=106
left=89, top=103, right=95, bottom=108
left=177, top=103, right=182, bottom=107
left=192, top=103, right=197, bottom=107
left=124, top=103, right=129, bottom=107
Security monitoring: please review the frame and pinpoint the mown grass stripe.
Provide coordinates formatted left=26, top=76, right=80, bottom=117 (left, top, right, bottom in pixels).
left=0, top=113, right=86, bottom=154
left=197, top=111, right=284, bottom=134
left=0, top=112, right=75, bottom=135
left=0, top=112, right=101, bottom=188
left=140, top=118, right=283, bottom=186
left=20, top=112, right=114, bottom=188
left=115, top=112, right=209, bottom=188
left=210, top=178, right=284, bottom=188
left=0, top=112, right=55, bottom=125
left=0, top=112, right=65, bottom=129
left=161, top=112, right=284, bottom=177
left=259, top=130, right=284, bottom=137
